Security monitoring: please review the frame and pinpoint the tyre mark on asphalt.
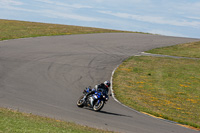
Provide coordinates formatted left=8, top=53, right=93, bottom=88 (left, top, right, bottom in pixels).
left=87, top=55, right=98, bottom=83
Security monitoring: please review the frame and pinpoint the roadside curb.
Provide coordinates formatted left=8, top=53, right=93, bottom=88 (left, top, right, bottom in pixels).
left=110, top=65, right=141, bottom=114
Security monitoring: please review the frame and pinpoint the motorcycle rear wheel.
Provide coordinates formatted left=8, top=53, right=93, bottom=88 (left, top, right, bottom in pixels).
left=77, top=95, right=85, bottom=108
left=93, top=100, right=104, bottom=111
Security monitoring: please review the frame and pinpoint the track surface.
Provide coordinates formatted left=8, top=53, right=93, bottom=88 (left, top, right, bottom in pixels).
left=0, top=33, right=199, bottom=133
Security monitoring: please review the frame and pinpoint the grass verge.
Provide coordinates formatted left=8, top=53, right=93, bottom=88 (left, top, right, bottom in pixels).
left=113, top=56, right=200, bottom=129
left=0, top=108, right=114, bottom=133
left=0, top=19, right=131, bottom=41
left=147, top=41, right=200, bottom=58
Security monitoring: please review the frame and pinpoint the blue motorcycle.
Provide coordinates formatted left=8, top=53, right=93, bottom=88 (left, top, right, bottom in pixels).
left=77, top=87, right=109, bottom=111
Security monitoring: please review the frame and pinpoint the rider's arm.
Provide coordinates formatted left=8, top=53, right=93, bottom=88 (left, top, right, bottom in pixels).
left=94, top=85, right=98, bottom=90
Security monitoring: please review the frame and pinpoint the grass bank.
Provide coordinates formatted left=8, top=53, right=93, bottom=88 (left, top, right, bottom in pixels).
left=0, top=108, right=114, bottom=133
left=113, top=41, right=200, bottom=129
left=0, top=19, right=131, bottom=41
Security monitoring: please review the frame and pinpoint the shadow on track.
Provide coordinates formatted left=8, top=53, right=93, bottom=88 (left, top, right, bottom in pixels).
left=83, top=108, right=132, bottom=118
left=99, top=110, right=132, bottom=118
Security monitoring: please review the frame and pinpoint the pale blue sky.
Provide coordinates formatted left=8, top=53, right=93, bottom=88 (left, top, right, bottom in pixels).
left=0, top=0, right=200, bottom=38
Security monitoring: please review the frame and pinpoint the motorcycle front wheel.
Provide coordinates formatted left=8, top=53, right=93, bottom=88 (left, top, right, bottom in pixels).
left=77, top=95, right=85, bottom=108
left=93, top=100, right=104, bottom=111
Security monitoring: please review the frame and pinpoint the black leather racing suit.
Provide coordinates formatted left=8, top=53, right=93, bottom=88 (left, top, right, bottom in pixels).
left=95, top=83, right=109, bottom=95
left=86, top=83, right=109, bottom=98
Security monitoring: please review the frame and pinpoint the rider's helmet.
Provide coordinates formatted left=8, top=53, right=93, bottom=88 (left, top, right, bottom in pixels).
left=104, top=80, right=110, bottom=88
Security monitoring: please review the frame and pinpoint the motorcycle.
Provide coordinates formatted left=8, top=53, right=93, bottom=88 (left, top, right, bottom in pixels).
left=77, top=86, right=109, bottom=111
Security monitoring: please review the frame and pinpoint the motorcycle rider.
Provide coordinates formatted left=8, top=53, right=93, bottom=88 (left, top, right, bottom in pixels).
left=94, top=80, right=110, bottom=95
left=86, top=80, right=111, bottom=98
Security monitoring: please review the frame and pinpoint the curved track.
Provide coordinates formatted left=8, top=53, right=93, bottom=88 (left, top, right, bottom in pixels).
left=0, top=33, right=199, bottom=133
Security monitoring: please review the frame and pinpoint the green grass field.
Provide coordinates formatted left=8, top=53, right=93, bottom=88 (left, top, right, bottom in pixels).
left=0, top=19, right=131, bottom=41
left=113, top=42, right=200, bottom=129
left=0, top=108, right=114, bottom=133
left=147, top=41, right=200, bottom=58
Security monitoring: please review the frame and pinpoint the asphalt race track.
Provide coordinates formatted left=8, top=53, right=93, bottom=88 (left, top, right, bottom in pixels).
left=0, top=33, right=199, bottom=133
